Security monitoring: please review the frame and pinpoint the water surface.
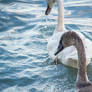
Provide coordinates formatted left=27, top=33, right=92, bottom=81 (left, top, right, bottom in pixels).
left=0, top=0, right=92, bottom=92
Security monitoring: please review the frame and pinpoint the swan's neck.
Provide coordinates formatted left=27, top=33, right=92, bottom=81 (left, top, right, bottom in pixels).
left=56, top=0, right=64, bottom=32
left=75, top=38, right=88, bottom=83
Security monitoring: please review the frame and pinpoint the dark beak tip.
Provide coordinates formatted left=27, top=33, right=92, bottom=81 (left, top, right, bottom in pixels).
left=54, top=53, right=57, bottom=56
left=54, top=46, right=64, bottom=56
left=54, top=51, right=59, bottom=56
left=45, top=11, right=48, bottom=15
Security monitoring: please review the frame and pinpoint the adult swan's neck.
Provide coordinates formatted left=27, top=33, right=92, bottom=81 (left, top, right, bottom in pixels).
left=57, top=0, right=64, bottom=32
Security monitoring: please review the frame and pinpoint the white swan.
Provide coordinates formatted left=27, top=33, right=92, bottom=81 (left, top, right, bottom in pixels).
left=55, top=31, right=92, bottom=92
left=45, top=0, right=92, bottom=68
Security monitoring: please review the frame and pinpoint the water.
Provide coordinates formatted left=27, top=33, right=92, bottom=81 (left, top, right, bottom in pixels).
left=0, top=0, right=92, bottom=92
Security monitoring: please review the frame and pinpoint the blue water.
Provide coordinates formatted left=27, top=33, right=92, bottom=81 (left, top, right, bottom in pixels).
left=0, top=0, right=92, bottom=92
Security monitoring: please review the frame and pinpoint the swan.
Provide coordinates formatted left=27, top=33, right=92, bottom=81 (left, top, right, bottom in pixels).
left=45, top=0, right=92, bottom=68
left=55, top=31, right=92, bottom=92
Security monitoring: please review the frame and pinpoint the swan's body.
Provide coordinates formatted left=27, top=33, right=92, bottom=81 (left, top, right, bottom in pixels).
left=55, top=31, right=92, bottom=92
left=45, top=0, right=92, bottom=68
left=47, top=31, right=92, bottom=68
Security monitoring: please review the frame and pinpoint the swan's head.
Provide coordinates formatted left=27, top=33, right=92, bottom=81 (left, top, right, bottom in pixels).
left=45, top=0, right=56, bottom=15
left=55, top=31, right=80, bottom=55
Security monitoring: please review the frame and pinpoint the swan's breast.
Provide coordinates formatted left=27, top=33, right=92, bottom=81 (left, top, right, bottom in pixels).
left=47, top=32, right=65, bottom=60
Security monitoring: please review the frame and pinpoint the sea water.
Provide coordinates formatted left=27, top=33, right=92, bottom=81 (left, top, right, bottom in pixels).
left=0, top=0, right=92, bottom=92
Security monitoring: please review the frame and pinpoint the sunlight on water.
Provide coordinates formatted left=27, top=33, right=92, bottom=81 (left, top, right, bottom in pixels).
left=0, top=0, right=92, bottom=92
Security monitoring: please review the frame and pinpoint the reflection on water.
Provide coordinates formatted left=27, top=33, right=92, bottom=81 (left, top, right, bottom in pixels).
left=0, top=0, right=92, bottom=92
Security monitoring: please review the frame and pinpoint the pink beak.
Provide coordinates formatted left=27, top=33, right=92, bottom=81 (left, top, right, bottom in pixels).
left=45, top=5, right=51, bottom=15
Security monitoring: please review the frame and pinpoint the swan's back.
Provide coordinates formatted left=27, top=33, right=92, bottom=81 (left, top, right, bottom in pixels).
left=76, top=84, right=92, bottom=92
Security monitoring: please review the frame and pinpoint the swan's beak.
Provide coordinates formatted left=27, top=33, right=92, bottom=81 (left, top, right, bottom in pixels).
left=45, top=4, right=51, bottom=15
left=55, top=45, right=64, bottom=56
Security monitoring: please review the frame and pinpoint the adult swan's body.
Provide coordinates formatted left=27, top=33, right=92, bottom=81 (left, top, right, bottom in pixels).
left=55, top=31, right=92, bottom=92
left=45, top=0, right=92, bottom=68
